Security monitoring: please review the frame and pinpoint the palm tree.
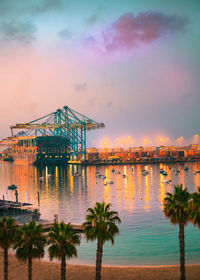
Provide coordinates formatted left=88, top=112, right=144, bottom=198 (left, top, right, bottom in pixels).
left=82, top=202, right=121, bottom=280
left=0, top=217, right=18, bottom=280
left=48, top=222, right=81, bottom=280
left=163, top=184, right=190, bottom=280
left=190, top=187, right=200, bottom=228
left=14, top=221, right=46, bottom=280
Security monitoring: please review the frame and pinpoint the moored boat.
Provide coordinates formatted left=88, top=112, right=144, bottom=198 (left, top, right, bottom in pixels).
left=8, top=184, right=17, bottom=190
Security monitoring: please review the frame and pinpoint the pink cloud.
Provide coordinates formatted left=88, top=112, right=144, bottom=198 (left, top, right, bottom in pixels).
left=87, top=12, right=188, bottom=53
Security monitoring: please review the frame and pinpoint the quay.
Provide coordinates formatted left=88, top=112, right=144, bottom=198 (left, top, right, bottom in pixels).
left=0, top=200, right=83, bottom=232
left=39, top=221, right=83, bottom=233
left=0, top=199, right=41, bottom=223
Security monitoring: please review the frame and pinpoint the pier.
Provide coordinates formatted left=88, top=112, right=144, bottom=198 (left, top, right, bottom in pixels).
left=0, top=199, right=41, bottom=224
left=39, top=221, right=83, bottom=233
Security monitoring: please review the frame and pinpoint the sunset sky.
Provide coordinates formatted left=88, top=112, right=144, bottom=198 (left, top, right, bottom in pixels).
left=0, top=0, right=199, bottom=147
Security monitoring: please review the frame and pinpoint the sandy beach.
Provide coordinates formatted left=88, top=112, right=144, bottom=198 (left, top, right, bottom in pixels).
left=0, top=253, right=200, bottom=280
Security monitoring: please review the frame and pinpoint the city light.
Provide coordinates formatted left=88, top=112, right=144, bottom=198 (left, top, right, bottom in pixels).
left=194, top=134, right=199, bottom=144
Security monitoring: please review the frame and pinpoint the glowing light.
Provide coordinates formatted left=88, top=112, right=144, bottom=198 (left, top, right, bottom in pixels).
left=194, top=134, right=199, bottom=144
left=102, top=138, right=109, bottom=149
left=177, top=136, right=184, bottom=145
left=143, top=138, right=149, bottom=146
left=156, top=136, right=165, bottom=145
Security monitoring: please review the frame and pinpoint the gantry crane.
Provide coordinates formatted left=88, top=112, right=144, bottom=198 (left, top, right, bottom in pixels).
left=0, top=106, right=105, bottom=159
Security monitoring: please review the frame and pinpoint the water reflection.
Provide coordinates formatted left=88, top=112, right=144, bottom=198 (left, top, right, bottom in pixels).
left=144, top=175, right=150, bottom=212
left=1, top=161, right=200, bottom=265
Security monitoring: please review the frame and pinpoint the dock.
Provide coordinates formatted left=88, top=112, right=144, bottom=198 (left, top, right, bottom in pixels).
left=40, top=222, right=83, bottom=233
left=0, top=199, right=41, bottom=223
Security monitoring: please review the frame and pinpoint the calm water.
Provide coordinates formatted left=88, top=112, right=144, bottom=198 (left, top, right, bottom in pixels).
left=0, top=161, right=200, bottom=266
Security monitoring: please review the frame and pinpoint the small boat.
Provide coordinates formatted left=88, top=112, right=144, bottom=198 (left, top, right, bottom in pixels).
left=118, top=171, right=121, bottom=174
left=8, top=184, right=17, bottom=190
left=106, top=180, right=114, bottom=184
left=174, top=171, right=180, bottom=175
left=193, top=172, right=197, bottom=175
left=184, top=166, right=189, bottom=171
left=162, top=180, right=172, bottom=184
left=142, top=170, right=148, bottom=176
left=3, top=156, right=14, bottom=162
left=74, top=172, right=80, bottom=177
left=160, top=170, right=167, bottom=176
left=170, top=168, right=176, bottom=172
left=172, top=169, right=180, bottom=175
left=122, top=174, right=126, bottom=178
left=112, top=169, right=115, bottom=172
left=196, top=170, right=200, bottom=174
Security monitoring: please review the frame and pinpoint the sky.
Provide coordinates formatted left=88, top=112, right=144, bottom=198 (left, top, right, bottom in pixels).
left=0, top=0, right=200, bottom=147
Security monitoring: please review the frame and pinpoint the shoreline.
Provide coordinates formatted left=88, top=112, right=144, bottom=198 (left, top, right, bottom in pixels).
left=2, top=158, right=200, bottom=167
left=31, top=255, right=200, bottom=268
left=82, top=159, right=200, bottom=166
left=1, top=253, right=200, bottom=280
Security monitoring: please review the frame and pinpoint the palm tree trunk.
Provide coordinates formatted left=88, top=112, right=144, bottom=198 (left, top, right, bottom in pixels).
left=28, top=257, right=32, bottom=280
left=4, top=247, right=8, bottom=280
left=179, top=223, right=186, bottom=280
left=96, top=239, right=103, bottom=280
left=61, top=255, right=66, bottom=280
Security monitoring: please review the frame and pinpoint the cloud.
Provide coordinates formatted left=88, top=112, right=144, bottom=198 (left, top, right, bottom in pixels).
left=28, top=0, right=63, bottom=14
left=0, top=21, right=36, bottom=44
left=88, top=11, right=189, bottom=52
left=57, top=28, right=71, bottom=39
left=74, top=83, right=87, bottom=92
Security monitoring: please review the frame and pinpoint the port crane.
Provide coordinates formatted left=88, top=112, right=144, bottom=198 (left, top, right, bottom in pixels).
left=0, top=106, right=105, bottom=159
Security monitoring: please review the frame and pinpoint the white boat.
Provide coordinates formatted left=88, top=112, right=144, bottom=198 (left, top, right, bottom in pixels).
left=162, top=180, right=172, bottom=184
left=106, top=180, right=114, bottom=184
left=193, top=172, right=197, bottom=175
left=174, top=171, right=180, bottom=175
left=170, top=168, right=176, bottom=172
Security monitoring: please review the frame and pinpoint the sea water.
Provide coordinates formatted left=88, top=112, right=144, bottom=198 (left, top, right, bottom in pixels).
left=0, top=161, right=200, bottom=266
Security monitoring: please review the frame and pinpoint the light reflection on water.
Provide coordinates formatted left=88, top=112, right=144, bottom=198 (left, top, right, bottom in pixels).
left=0, top=161, right=200, bottom=265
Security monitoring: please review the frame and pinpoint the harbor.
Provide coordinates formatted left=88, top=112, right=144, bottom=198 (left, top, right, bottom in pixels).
left=0, top=1, right=200, bottom=279
left=0, top=160, right=200, bottom=266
